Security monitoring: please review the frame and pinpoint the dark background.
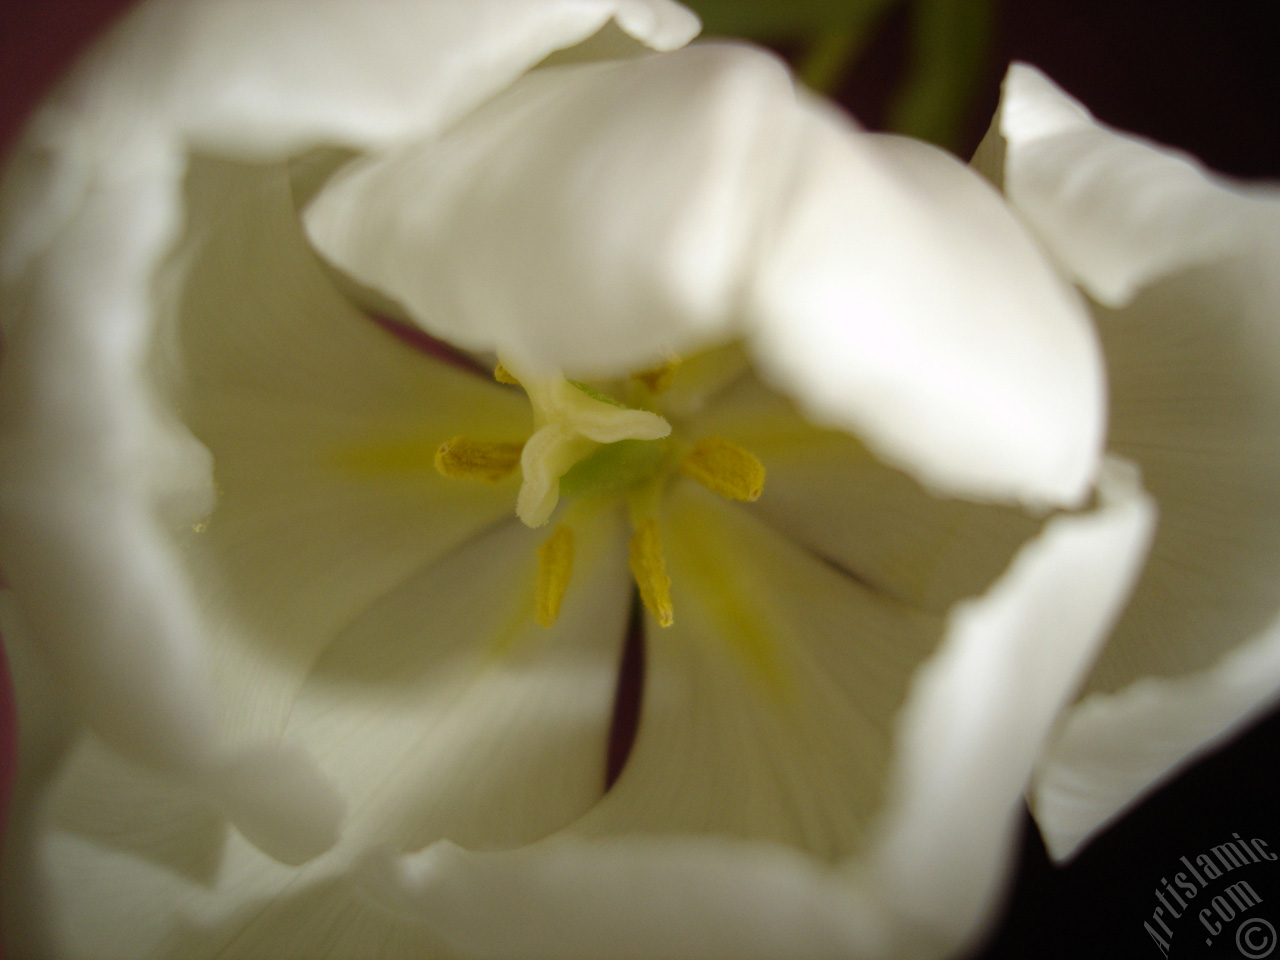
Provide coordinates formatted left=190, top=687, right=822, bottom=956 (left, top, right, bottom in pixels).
left=2, top=2, right=1279, bottom=959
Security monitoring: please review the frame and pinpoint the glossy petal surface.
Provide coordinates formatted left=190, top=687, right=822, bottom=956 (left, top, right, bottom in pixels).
left=748, top=105, right=1104, bottom=509
left=305, top=44, right=797, bottom=375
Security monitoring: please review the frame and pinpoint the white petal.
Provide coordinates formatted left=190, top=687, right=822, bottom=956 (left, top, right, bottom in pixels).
left=353, top=464, right=1152, bottom=959
left=282, top=512, right=633, bottom=852
left=6, top=734, right=446, bottom=960
left=2, top=0, right=697, bottom=292
left=1030, top=221, right=1280, bottom=861
left=31, top=0, right=698, bottom=155
left=573, top=483, right=944, bottom=859
left=1, top=621, right=354, bottom=959
left=0, top=160, right=220, bottom=777
left=186, top=392, right=522, bottom=736
left=7, top=736, right=244, bottom=960
left=204, top=746, right=345, bottom=868
left=1, top=149, right=529, bottom=862
left=172, top=158, right=528, bottom=745
left=997, top=62, right=1280, bottom=308
left=304, top=43, right=799, bottom=375
left=5, top=511, right=633, bottom=958
left=863, top=459, right=1154, bottom=951
left=1, top=125, right=517, bottom=872
left=317, top=471, right=1152, bottom=960
left=171, top=156, right=533, bottom=426
left=747, top=98, right=1105, bottom=509
left=359, top=836, right=890, bottom=960
left=335, top=481, right=934, bottom=958
left=0, top=0, right=698, bottom=896
left=992, top=64, right=1280, bottom=858
left=1080, top=263, right=1280, bottom=692
left=1033, top=635, right=1280, bottom=862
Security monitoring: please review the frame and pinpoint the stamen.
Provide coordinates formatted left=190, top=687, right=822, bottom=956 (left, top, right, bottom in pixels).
left=679, top=437, right=766, bottom=502
left=629, top=518, right=674, bottom=627
left=434, top=436, right=524, bottom=482
left=632, top=357, right=682, bottom=394
left=535, top=524, right=575, bottom=627
left=494, top=362, right=520, bottom=386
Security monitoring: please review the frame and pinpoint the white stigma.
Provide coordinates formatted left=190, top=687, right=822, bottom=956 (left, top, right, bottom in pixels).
left=512, top=369, right=670, bottom=527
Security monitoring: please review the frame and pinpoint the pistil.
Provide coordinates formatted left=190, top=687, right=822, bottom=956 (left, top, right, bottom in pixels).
left=508, top=366, right=671, bottom=527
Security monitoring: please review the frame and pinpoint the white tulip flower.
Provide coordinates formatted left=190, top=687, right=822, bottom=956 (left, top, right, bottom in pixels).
left=977, top=63, right=1280, bottom=862
left=0, top=3, right=1159, bottom=959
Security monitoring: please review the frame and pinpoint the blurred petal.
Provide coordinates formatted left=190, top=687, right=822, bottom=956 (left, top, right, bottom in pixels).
left=995, top=66, right=1280, bottom=856
left=0, top=156, right=209, bottom=774
left=6, top=734, right=449, bottom=960
left=27, top=0, right=697, bottom=153
left=205, top=746, right=345, bottom=868
left=359, top=836, right=888, bottom=960
left=0, top=142, right=533, bottom=863
left=2, top=0, right=698, bottom=289
left=864, top=459, right=1154, bottom=952
left=0, top=168, right=348, bottom=863
left=997, top=62, right=1280, bottom=308
left=7, top=512, right=633, bottom=959
left=306, top=48, right=1105, bottom=507
left=305, top=43, right=797, bottom=375
left=747, top=100, right=1104, bottom=509
left=0, top=0, right=698, bottom=865
left=1, top=599, right=357, bottom=958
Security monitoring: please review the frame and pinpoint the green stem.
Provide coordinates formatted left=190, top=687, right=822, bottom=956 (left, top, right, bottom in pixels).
left=796, top=0, right=900, bottom=95
left=798, top=24, right=861, bottom=94
left=887, top=0, right=995, bottom=151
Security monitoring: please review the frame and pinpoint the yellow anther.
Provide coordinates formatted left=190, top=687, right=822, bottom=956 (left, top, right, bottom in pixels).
left=679, top=437, right=765, bottom=502
left=494, top=362, right=521, bottom=386
left=435, top=436, right=524, bottom=482
left=629, top=519, right=674, bottom=627
left=535, top=524, right=575, bottom=628
left=632, top=357, right=681, bottom=394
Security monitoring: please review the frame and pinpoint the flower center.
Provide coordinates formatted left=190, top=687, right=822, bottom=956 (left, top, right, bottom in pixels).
left=434, top=359, right=765, bottom=628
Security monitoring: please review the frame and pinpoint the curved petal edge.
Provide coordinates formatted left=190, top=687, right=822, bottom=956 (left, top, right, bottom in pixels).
left=748, top=98, right=1106, bottom=510
left=862, top=457, right=1156, bottom=951
left=1033, top=625, right=1280, bottom=862
left=997, top=62, right=1280, bottom=309
left=357, top=837, right=891, bottom=960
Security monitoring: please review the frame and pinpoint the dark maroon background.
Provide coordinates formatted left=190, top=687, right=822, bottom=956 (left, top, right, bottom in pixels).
left=1, top=2, right=1278, bottom=958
